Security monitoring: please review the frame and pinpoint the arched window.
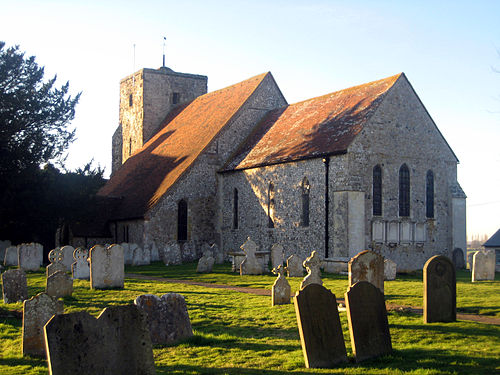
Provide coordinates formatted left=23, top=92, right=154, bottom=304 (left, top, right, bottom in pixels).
left=399, top=164, right=410, bottom=216
left=426, top=170, right=434, bottom=218
left=268, top=182, right=275, bottom=228
left=129, top=138, right=132, bottom=156
left=301, top=177, right=310, bottom=227
left=129, top=94, right=133, bottom=107
left=177, top=199, right=188, bottom=241
left=233, top=188, right=239, bottom=229
left=372, top=165, right=382, bottom=216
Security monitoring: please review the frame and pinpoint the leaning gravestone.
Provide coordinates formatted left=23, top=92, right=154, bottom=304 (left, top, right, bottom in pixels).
left=423, top=255, right=456, bottom=323
left=132, top=246, right=151, bottom=266
left=270, top=243, right=284, bottom=270
left=271, top=265, right=291, bottom=306
left=349, top=250, right=384, bottom=292
left=452, top=248, right=465, bottom=269
left=345, top=281, right=392, bottom=362
left=46, top=271, right=73, bottom=298
left=384, top=258, right=397, bottom=281
left=472, top=250, right=495, bottom=282
left=44, top=305, right=155, bottom=375
left=89, top=244, right=124, bottom=289
left=18, top=243, right=43, bottom=271
left=22, top=292, right=63, bottom=357
left=287, top=254, right=304, bottom=277
left=294, top=283, right=347, bottom=368
left=59, top=245, right=75, bottom=271
left=72, top=247, right=90, bottom=279
left=196, top=248, right=215, bottom=273
left=46, top=248, right=65, bottom=278
left=2, top=269, right=28, bottom=303
left=300, top=251, right=322, bottom=289
left=4, top=246, right=18, bottom=266
left=134, top=293, right=193, bottom=345
left=240, top=238, right=263, bottom=275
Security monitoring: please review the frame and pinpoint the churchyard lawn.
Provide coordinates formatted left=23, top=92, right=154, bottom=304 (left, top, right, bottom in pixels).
left=0, top=263, right=498, bottom=374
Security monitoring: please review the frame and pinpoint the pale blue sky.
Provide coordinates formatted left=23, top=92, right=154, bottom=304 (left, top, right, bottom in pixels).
left=1, top=0, right=499, bottom=239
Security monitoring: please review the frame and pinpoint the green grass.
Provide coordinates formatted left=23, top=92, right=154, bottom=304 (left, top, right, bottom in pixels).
left=0, top=263, right=499, bottom=374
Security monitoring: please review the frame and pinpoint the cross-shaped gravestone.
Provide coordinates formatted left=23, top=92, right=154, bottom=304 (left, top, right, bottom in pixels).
left=240, top=237, right=263, bottom=275
left=72, top=247, right=90, bottom=279
left=47, top=248, right=65, bottom=278
left=300, top=251, right=322, bottom=289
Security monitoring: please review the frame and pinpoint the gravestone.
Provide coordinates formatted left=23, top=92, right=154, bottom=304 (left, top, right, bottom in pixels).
left=384, top=258, right=397, bottom=281
left=89, top=244, right=124, bottom=289
left=240, top=238, right=263, bottom=275
left=287, top=254, right=304, bottom=277
left=72, top=247, right=90, bottom=279
left=59, top=245, right=75, bottom=271
left=0, top=240, right=11, bottom=265
left=162, top=241, right=182, bottom=265
left=44, top=305, right=155, bottom=375
left=22, top=292, right=63, bottom=357
left=121, top=243, right=133, bottom=265
left=452, top=248, right=465, bottom=269
left=467, top=251, right=476, bottom=270
left=18, top=243, right=43, bottom=271
left=134, top=293, right=193, bottom=345
left=4, top=246, right=18, bottom=266
left=2, top=269, right=28, bottom=303
left=196, top=248, right=215, bottom=273
left=211, top=243, right=224, bottom=264
left=294, top=284, right=347, bottom=368
left=423, top=255, right=456, bottom=323
left=271, top=265, right=291, bottom=306
left=472, top=250, right=495, bottom=282
left=270, top=243, right=284, bottom=270
left=181, top=241, right=197, bottom=262
left=349, top=250, right=384, bottom=292
left=132, top=246, right=151, bottom=266
left=46, top=271, right=73, bottom=298
left=149, top=242, right=160, bottom=262
left=300, top=251, right=322, bottom=289
left=46, top=248, right=65, bottom=278
left=345, top=281, right=392, bottom=362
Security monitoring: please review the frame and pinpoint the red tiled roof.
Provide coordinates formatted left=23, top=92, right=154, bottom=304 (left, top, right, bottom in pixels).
left=225, top=73, right=402, bottom=171
left=98, top=72, right=270, bottom=219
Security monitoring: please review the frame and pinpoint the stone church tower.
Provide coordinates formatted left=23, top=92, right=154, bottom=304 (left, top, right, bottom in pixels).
left=112, top=67, right=208, bottom=175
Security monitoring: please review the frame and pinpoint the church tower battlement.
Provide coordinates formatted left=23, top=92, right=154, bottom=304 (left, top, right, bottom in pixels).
left=112, top=67, right=208, bottom=175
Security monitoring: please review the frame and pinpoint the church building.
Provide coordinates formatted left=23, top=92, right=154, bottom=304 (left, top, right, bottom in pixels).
left=73, top=65, right=466, bottom=271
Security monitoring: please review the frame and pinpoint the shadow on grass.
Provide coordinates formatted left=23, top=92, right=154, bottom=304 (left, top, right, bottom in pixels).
left=155, top=364, right=313, bottom=375
left=457, top=306, right=500, bottom=316
left=390, top=321, right=500, bottom=339
left=0, top=356, right=46, bottom=368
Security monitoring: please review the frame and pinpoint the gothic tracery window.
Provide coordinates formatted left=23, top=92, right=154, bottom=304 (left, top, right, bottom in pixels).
left=301, top=177, right=310, bottom=227
left=373, top=165, right=382, bottom=216
left=426, top=170, right=434, bottom=218
left=399, top=164, right=410, bottom=217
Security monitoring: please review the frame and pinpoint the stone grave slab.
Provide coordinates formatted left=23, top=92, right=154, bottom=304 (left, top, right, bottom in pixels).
left=4, top=246, right=18, bottom=266
left=294, top=284, right=347, bottom=368
left=149, top=242, right=160, bottom=262
left=349, top=250, right=384, bottom=292
left=345, top=281, right=392, bottom=362
left=384, top=258, right=397, bottom=281
left=22, top=292, right=63, bottom=357
left=162, top=242, right=182, bottom=265
left=272, top=265, right=291, bottom=305
left=211, top=243, right=224, bottom=264
left=134, top=293, right=193, bottom=345
left=181, top=241, right=197, bottom=262
left=44, top=305, right=154, bottom=375
left=452, top=248, right=465, bottom=269
left=472, top=250, right=495, bottom=282
left=46, top=271, right=73, bottom=298
left=300, top=251, right=322, bottom=289
left=72, top=247, right=90, bottom=279
left=2, top=269, right=28, bottom=303
left=240, top=238, right=263, bottom=275
left=121, top=243, right=133, bottom=265
left=132, top=246, right=151, bottom=266
left=89, top=244, right=124, bottom=289
left=18, top=243, right=43, bottom=271
left=59, top=245, right=75, bottom=271
left=196, top=247, right=215, bottom=273
left=0, top=240, right=11, bottom=265
left=270, top=243, right=284, bottom=270
left=46, top=248, right=65, bottom=278
left=286, top=254, right=304, bottom=277
left=423, top=255, right=456, bottom=323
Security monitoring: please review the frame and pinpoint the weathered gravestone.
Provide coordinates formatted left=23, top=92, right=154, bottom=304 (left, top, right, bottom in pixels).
left=18, top=243, right=43, bottom=271
left=132, top=245, right=151, bottom=266
left=22, top=292, right=63, bottom=357
left=300, top=251, right=322, bottom=289
left=272, top=265, right=291, bottom=306
left=181, top=241, right=197, bottom=262
left=467, top=251, right=476, bottom=270
left=211, top=243, right=224, bottom=264
left=46, top=271, right=73, bottom=298
left=452, top=248, right=465, bottom=269
left=240, top=238, right=263, bottom=275
left=72, top=247, right=90, bottom=279
left=423, top=255, right=456, bottom=323
left=162, top=241, right=182, bottom=265
left=134, top=293, right=193, bottom=345
left=294, top=284, right=347, bottom=368
left=59, top=245, right=75, bottom=271
left=349, top=250, right=384, bottom=292
left=4, top=246, right=18, bottom=266
left=384, top=258, right=397, bottom=281
left=345, top=281, right=392, bottom=362
left=89, top=244, right=124, bottom=289
left=2, top=269, right=28, bottom=303
left=270, top=243, right=284, bottom=270
left=149, top=242, right=160, bottom=262
left=46, top=248, right=65, bottom=278
left=196, top=247, right=215, bottom=273
left=0, top=240, right=11, bottom=265
left=472, top=250, right=495, bottom=282
left=121, top=242, right=134, bottom=265
left=44, top=305, right=155, bottom=375
left=287, top=254, right=304, bottom=277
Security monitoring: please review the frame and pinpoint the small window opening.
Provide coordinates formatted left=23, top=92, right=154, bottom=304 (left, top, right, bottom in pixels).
left=129, top=94, right=133, bottom=107
left=426, top=170, right=434, bottom=218
left=373, top=165, right=382, bottom=216
left=233, top=188, right=239, bottom=229
left=178, top=199, right=188, bottom=241
left=301, top=177, right=310, bottom=227
left=399, top=164, right=410, bottom=217
left=172, top=92, right=180, bottom=104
